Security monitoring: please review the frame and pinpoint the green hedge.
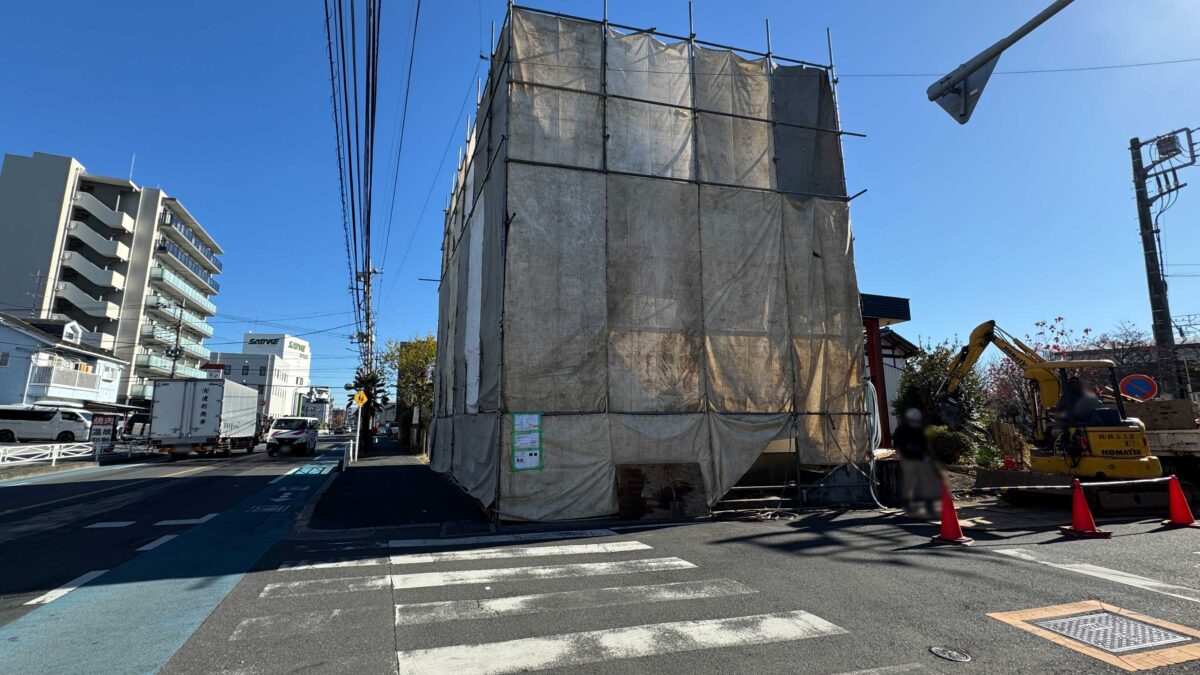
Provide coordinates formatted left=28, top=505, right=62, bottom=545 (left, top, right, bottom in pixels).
left=926, top=425, right=976, bottom=465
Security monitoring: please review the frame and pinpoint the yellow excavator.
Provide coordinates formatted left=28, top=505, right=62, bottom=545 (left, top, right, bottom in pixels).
left=936, top=320, right=1162, bottom=480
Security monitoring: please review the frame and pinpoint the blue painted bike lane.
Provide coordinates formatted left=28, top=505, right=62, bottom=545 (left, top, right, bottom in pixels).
left=0, top=451, right=343, bottom=674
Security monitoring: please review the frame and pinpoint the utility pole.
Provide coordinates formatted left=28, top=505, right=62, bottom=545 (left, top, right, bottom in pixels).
left=1129, top=130, right=1197, bottom=399
left=167, top=300, right=186, bottom=378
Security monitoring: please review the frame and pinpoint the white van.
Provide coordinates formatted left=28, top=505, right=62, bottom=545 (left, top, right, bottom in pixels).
left=265, top=417, right=319, bottom=456
left=0, top=405, right=92, bottom=443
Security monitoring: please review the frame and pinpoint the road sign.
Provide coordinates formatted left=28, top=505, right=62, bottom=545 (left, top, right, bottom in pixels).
left=353, top=391, right=368, bottom=406
left=1119, top=374, right=1158, bottom=402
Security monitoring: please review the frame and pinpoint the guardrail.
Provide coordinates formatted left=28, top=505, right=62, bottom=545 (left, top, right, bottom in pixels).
left=0, top=442, right=97, bottom=465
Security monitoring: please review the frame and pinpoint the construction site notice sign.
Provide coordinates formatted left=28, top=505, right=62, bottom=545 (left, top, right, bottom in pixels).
left=511, top=413, right=543, bottom=471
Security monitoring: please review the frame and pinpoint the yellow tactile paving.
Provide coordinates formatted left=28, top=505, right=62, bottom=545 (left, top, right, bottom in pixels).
left=988, top=601, right=1200, bottom=672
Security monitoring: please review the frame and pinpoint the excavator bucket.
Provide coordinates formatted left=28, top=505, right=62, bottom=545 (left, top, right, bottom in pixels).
left=935, top=397, right=966, bottom=431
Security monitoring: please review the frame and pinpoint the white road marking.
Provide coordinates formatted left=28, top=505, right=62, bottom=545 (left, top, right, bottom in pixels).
left=394, top=578, right=757, bottom=625
left=24, top=570, right=108, bottom=605
left=229, top=607, right=375, bottom=641
left=267, top=466, right=297, bottom=480
left=389, top=541, right=652, bottom=566
left=293, top=540, right=385, bottom=552
left=388, top=528, right=617, bottom=549
left=259, top=575, right=391, bottom=599
left=996, top=548, right=1200, bottom=603
left=278, top=557, right=391, bottom=571
left=84, top=521, right=134, bottom=528
left=154, top=513, right=218, bottom=526
left=137, top=534, right=178, bottom=551
left=834, top=665, right=928, bottom=675
left=391, top=557, right=697, bottom=590
left=395, top=610, right=847, bottom=674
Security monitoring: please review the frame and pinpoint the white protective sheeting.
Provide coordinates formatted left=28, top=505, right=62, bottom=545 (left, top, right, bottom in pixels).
left=464, top=197, right=484, bottom=413
left=606, top=30, right=694, bottom=180
left=502, top=164, right=608, bottom=413
left=434, top=9, right=869, bottom=521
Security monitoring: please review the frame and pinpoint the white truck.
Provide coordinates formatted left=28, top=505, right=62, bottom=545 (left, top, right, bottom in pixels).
left=150, top=378, right=260, bottom=459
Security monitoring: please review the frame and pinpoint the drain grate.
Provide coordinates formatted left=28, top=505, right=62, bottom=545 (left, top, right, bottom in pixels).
left=1034, top=612, right=1191, bottom=653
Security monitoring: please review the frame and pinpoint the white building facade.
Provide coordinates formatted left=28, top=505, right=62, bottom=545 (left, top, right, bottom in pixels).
left=0, top=152, right=222, bottom=406
left=210, top=333, right=311, bottom=419
left=302, top=387, right=333, bottom=425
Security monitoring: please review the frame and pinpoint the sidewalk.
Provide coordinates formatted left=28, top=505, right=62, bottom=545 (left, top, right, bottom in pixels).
left=306, top=438, right=486, bottom=530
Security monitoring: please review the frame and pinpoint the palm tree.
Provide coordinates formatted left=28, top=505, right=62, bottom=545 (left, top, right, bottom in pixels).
left=345, top=368, right=389, bottom=454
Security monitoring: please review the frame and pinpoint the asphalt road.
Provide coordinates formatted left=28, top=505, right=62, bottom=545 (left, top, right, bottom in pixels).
left=2, top=447, right=1199, bottom=674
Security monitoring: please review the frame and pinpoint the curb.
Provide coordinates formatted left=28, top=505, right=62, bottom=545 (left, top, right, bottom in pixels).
left=0, top=460, right=99, bottom=482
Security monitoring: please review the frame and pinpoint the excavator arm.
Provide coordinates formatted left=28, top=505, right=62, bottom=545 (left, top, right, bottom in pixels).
left=935, top=320, right=1047, bottom=430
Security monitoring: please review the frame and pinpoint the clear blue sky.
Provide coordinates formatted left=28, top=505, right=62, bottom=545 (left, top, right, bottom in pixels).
left=2, top=0, right=1198, bottom=390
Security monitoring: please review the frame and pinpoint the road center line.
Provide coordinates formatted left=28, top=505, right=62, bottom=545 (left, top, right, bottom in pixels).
left=24, top=570, right=108, bottom=605
left=996, top=548, right=1200, bottom=603
left=154, top=513, right=218, bottom=526
left=137, top=534, right=178, bottom=551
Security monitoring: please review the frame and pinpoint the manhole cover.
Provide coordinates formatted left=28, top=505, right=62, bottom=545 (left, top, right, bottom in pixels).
left=930, top=646, right=971, bottom=662
left=1034, top=612, right=1191, bottom=653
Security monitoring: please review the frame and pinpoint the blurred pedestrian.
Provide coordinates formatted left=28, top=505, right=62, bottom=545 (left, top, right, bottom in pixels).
left=892, top=408, right=939, bottom=518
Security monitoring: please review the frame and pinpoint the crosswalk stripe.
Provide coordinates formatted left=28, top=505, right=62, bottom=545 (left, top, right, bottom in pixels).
left=388, top=528, right=617, bottom=549
left=277, top=557, right=391, bottom=571
left=391, top=541, right=652, bottom=565
left=395, top=610, right=847, bottom=674
left=259, top=575, right=390, bottom=599
left=391, top=557, right=697, bottom=590
left=230, top=607, right=377, bottom=641
left=394, top=578, right=757, bottom=625
left=278, top=541, right=652, bottom=572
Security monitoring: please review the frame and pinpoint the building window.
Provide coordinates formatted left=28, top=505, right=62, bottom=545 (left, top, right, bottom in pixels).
left=224, top=365, right=231, bottom=374
left=257, top=385, right=264, bottom=394
left=0, top=352, right=9, bottom=367
left=259, top=366, right=266, bottom=376
left=241, top=365, right=249, bottom=375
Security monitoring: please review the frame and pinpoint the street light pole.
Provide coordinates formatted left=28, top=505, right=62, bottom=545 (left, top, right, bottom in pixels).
left=926, top=0, right=1075, bottom=124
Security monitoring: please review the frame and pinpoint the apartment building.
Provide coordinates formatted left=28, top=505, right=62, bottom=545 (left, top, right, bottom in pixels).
left=210, top=333, right=312, bottom=419
left=302, top=387, right=334, bottom=425
left=0, top=152, right=222, bottom=405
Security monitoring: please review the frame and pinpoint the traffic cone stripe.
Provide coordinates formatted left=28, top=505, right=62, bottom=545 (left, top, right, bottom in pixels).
left=1060, top=478, right=1112, bottom=539
left=931, top=481, right=974, bottom=546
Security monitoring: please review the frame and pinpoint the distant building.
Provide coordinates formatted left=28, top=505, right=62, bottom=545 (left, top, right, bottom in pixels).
left=0, top=151, right=222, bottom=406
left=0, top=313, right=126, bottom=406
left=302, top=387, right=333, bottom=425
left=209, top=333, right=312, bottom=418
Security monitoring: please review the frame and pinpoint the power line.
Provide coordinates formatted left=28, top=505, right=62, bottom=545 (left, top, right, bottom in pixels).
left=379, top=0, right=423, bottom=282
left=840, top=55, right=1200, bottom=78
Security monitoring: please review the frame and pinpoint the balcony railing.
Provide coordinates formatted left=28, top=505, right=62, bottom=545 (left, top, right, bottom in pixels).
left=140, top=323, right=212, bottom=360
left=144, top=296, right=214, bottom=338
left=135, top=354, right=206, bottom=379
left=160, top=211, right=222, bottom=271
left=149, top=267, right=216, bottom=315
left=156, top=239, right=220, bottom=293
left=29, top=365, right=99, bottom=392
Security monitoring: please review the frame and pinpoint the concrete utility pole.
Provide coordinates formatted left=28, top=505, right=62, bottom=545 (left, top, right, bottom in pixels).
left=927, top=0, right=1075, bottom=124
left=167, top=300, right=186, bottom=378
left=1129, top=131, right=1197, bottom=399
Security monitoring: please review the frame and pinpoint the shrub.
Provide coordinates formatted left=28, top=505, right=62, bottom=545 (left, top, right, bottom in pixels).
left=892, top=342, right=987, bottom=428
left=973, top=444, right=1003, bottom=469
left=926, top=425, right=976, bottom=465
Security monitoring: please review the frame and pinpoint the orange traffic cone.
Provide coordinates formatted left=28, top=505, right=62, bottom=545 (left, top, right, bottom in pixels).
left=1163, top=475, right=1198, bottom=528
left=1060, top=479, right=1111, bottom=539
left=931, top=481, right=974, bottom=546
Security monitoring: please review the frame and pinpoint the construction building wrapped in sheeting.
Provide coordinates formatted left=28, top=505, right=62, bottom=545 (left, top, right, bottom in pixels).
left=431, top=6, right=869, bottom=521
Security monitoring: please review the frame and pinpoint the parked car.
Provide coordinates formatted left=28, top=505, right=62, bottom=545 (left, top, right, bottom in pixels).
left=0, top=405, right=92, bottom=443
left=266, top=417, right=320, bottom=456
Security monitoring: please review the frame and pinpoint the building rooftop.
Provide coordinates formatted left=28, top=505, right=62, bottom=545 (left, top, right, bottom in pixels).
left=0, top=313, right=127, bottom=363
